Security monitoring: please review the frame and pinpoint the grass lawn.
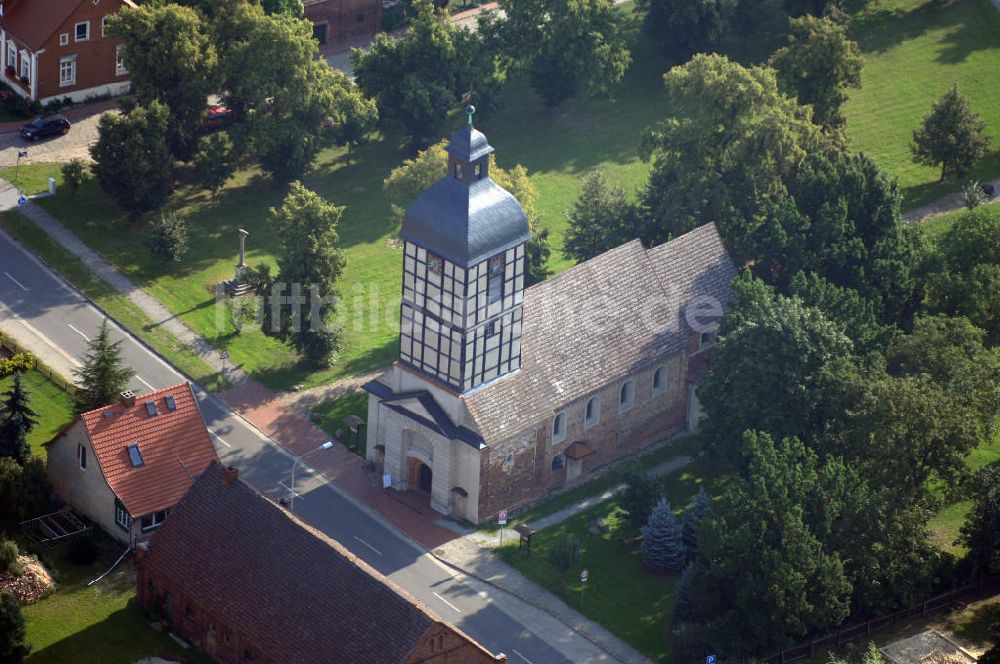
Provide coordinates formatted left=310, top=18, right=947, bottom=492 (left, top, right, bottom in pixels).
left=0, top=211, right=228, bottom=393
left=844, top=0, right=1000, bottom=209
left=0, top=370, right=74, bottom=457
left=21, top=542, right=212, bottom=664
left=311, top=391, right=369, bottom=455
left=1, top=163, right=62, bottom=197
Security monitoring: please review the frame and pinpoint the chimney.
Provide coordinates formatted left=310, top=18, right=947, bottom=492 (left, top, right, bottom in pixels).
left=222, top=466, right=239, bottom=486
left=120, top=390, right=136, bottom=407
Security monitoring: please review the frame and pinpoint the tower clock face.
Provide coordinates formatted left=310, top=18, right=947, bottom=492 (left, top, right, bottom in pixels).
left=427, top=254, right=443, bottom=275
left=488, top=255, right=503, bottom=276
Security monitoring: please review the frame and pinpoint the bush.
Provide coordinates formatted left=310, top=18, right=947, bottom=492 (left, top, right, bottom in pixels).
left=67, top=536, right=98, bottom=566
left=0, top=591, right=30, bottom=663
left=619, top=464, right=661, bottom=529
left=547, top=535, right=581, bottom=588
left=964, top=180, right=988, bottom=210
left=61, top=159, right=89, bottom=195
left=145, top=212, right=189, bottom=263
left=0, top=539, right=19, bottom=575
left=0, top=353, right=34, bottom=379
left=0, top=457, right=52, bottom=523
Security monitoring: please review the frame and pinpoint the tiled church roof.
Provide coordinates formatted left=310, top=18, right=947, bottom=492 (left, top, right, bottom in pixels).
left=464, top=223, right=737, bottom=444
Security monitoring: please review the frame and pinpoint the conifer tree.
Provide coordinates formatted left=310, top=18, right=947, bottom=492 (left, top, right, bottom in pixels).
left=641, top=498, right=686, bottom=572
left=0, top=592, right=30, bottom=664
left=682, top=487, right=711, bottom=560
left=0, top=374, right=36, bottom=465
left=672, top=563, right=697, bottom=625
left=73, top=320, right=135, bottom=415
left=911, top=85, right=989, bottom=181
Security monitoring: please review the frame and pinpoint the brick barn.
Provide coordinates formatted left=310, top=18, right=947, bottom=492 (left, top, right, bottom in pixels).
left=304, top=0, right=382, bottom=46
left=137, top=463, right=506, bottom=664
left=363, top=118, right=738, bottom=524
left=0, top=0, right=134, bottom=104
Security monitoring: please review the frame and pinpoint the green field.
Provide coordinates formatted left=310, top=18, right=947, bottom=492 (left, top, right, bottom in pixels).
left=0, top=370, right=74, bottom=458
left=844, top=0, right=1000, bottom=208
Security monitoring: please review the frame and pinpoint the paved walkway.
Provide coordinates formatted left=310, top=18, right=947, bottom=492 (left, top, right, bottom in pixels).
left=903, top=176, right=1000, bottom=221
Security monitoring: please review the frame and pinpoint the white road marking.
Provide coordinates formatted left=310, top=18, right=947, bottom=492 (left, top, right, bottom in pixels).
left=0, top=299, right=81, bottom=368
left=512, top=649, right=535, bottom=664
left=432, top=592, right=462, bottom=614
left=353, top=535, right=382, bottom=556
left=209, top=431, right=232, bottom=448
left=135, top=375, right=155, bottom=390
left=279, top=481, right=302, bottom=499
left=67, top=323, right=90, bottom=341
left=4, top=272, right=28, bottom=291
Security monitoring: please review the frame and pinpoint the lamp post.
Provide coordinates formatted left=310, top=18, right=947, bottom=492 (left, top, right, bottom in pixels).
left=289, top=441, right=333, bottom=512
left=15, top=149, right=27, bottom=192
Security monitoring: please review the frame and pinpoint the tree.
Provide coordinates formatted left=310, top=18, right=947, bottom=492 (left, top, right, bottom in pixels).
left=270, top=182, right=346, bottom=365
left=641, top=498, right=686, bottom=573
left=638, top=54, right=825, bottom=262
left=959, top=466, right=1000, bottom=577
left=353, top=0, right=502, bottom=147
left=145, top=212, right=189, bottom=263
left=327, top=85, right=378, bottom=164
left=911, top=85, right=989, bottom=181
left=618, top=464, right=661, bottom=529
left=639, top=0, right=737, bottom=59
left=383, top=141, right=553, bottom=285
left=789, top=272, right=896, bottom=354
left=0, top=538, right=18, bottom=575
left=698, top=276, right=855, bottom=463
left=0, top=457, right=50, bottom=524
left=563, top=170, right=640, bottom=263
left=687, top=432, right=852, bottom=655
left=770, top=15, right=862, bottom=131
left=925, top=207, right=1000, bottom=344
left=829, top=644, right=887, bottom=664
left=90, top=102, right=173, bottom=221
left=60, top=158, right=89, bottom=195
left=110, top=3, right=218, bottom=160
left=486, top=0, right=631, bottom=107
left=547, top=535, right=581, bottom=588
left=681, top=487, right=711, bottom=560
left=0, top=592, right=29, bottom=664
left=0, top=374, right=36, bottom=466
left=672, top=563, right=697, bottom=625
left=193, top=131, right=238, bottom=201
left=72, top=319, right=135, bottom=415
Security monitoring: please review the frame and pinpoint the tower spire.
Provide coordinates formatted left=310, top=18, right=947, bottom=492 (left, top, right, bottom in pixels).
left=466, top=104, right=476, bottom=126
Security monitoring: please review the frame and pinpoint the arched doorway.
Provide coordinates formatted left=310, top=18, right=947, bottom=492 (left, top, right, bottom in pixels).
left=408, top=457, right=433, bottom=493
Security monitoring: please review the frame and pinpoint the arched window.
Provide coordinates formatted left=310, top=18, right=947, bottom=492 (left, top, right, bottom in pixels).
left=551, top=454, right=565, bottom=471
left=552, top=412, right=567, bottom=444
left=652, top=366, right=667, bottom=395
left=619, top=380, right=635, bottom=412
left=585, top=397, right=600, bottom=428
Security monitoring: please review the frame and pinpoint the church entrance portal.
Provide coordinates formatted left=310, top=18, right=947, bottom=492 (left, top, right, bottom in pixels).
left=408, top=458, right=433, bottom=493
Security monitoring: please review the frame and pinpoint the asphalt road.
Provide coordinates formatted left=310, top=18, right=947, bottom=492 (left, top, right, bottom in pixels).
left=0, top=223, right=609, bottom=663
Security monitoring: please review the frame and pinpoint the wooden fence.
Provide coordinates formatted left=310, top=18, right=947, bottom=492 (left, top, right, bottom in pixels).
left=762, top=575, right=1000, bottom=664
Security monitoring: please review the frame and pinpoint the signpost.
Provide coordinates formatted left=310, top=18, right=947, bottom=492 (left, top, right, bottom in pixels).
left=580, top=568, right=589, bottom=606
left=707, top=655, right=716, bottom=664
left=498, top=509, right=507, bottom=545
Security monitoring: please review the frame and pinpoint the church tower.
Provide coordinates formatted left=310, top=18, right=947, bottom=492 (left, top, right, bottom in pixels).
left=398, top=108, right=530, bottom=393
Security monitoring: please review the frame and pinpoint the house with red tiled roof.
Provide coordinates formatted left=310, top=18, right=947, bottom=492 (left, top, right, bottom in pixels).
left=45, top=383, right=219, bottom=546
left=137, top=463, right=506, bottom=664
left=0, top=0, right=135, bottom=104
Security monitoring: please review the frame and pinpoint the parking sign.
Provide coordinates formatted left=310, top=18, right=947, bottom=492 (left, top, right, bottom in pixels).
left=707, top=655, right=716, bottom=664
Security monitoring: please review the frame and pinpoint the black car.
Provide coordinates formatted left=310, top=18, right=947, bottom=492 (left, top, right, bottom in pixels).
left=20, top=115, right=70, bottom=141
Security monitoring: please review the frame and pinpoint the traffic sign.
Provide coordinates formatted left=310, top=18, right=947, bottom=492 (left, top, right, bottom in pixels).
left=498, top=509, right=507, bottom=526
left=17, top=195, right=26, bottom=206
left=707, top=655, right=716, bottom=664
left=580, top=569, right=589, bottom=583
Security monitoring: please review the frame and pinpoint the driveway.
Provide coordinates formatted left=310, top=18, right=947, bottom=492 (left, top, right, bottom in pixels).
left=1, top=107, right=107, bottom=167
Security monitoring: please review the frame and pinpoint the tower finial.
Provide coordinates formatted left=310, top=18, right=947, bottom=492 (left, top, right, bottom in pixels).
left=466, top=104, right=476, bottom=126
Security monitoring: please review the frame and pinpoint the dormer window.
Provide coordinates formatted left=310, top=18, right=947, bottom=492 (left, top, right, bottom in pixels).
left=474, top=163, right=483, bottom=179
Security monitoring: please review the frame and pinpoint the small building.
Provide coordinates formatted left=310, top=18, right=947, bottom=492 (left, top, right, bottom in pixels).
left=0, top=0, right=134, bottom=105
left=304, top=0, right=382, bottom=46
left=364, top=119, right=738, bottom=524
left=137, top=463, right=507, bottom=664
left=45, top=383, right=219, bottom=546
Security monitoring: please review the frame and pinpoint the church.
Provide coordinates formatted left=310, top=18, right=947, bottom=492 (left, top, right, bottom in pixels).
left=363, top=116, right=737, bottom=525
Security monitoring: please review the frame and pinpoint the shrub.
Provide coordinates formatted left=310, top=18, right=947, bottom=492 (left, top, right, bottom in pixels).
left=964, top=180, right=988, bottom=210
left=0, top=591, right=30, bottom=663
left=0, top=353, right=35, bottom=379
left=618, top=464, right=661, bottom=529
left=67, top=536, right=98, bottom=566
left=145, top=212, right=189, bottom=263
left=547, top=535, right=580, bottom=588
left=0, top=539, right=19, bottom=575
left=61, top=159, right=89, bottom=196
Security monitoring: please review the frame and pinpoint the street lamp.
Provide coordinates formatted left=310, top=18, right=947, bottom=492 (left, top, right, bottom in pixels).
left=14, top=149, right=27, bottom=192
left=288, top=441, right=333, bottom=512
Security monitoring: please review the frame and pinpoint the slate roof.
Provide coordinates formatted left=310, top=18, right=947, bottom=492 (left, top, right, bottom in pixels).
left=76, top=383, right=217, bottom=517
left=1, top=0, right=136, bottom=51
left=464, top=223, right=738, bottom=444
left=142, top=463, right=500, bottom=664
left=400, top=125, right=530, bottom=267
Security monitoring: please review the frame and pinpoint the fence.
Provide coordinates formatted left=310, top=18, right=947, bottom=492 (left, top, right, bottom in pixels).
left=762, top=575, right=1000, bottom=664
left=0, top=327, right=77, bottom=393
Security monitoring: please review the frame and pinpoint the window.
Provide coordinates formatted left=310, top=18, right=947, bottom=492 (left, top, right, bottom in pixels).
left=78, top=444, right=87, bottom=470
left=485, top=320, right=497, bottom=337
left=619, top=380, right=635, bottom=412
left=426, top=252, right=442, bottom=275
left=101, top=16, right=109, bottom=38
left=142, top=510, right=167, bottom=532
left=146, top=401, right=158, bottom=417
left=487, top=255, right=504, bottom=304
left=75, top=21, right=90, bottom=42
left=59, top=33, right=69, bottom=46
left=652, top=366, right=667, bottom=395
left=59, top=57, right=76, bottom=87
left=115, top=503, right=131, bottom=530
left=551, top=454, right=564, bottom=471
left=453, top=163, right=463, bottom=180
left=19, top=50, right=28, bottom=81
left=699, top=330, right=717, bottom=350
left=551, top=412, right=567, bottom=444
left=355, top=13, right=365, bottom=23
left=127, top=443, right=144, bottom=467
left=6, top=43, right=15, bottom=71
left=584, top=397, right=601, bottom=428
left=474, top=162, right=483, bottom=179
left=115, top=45, right=127, bottom=75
